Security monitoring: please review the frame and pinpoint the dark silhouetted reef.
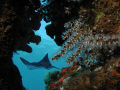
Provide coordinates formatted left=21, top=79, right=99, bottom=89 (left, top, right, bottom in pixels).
left=0, top=0, right=41, bottom=89
left=0, top=0, right=120, bottom=90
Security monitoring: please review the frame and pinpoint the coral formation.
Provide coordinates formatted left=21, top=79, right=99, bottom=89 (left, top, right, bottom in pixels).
left=52, top=0, right=120, bottom=67
left=39, top=0, right=84, bottom=45
left=44, top=71, right=60, bottom=90
left=50, top=57, right=120, bottom=90
left=0, top=0, right=41, bottom=89
left=45, top=61, right=81, bottom=90
left=39, top=1, right=120, bottom=89
left=0, top=0, right=120, bottom=90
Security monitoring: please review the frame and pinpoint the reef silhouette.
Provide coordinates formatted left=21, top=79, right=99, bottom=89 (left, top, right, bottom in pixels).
left=0, top=0, right=120, bottom=90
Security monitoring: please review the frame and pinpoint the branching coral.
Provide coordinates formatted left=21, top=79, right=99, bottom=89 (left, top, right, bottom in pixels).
left=52, top=0, right=120, bottom=67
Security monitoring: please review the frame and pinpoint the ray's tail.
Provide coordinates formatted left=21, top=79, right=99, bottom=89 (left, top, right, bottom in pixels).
left=52, top=66, right=61, bottom=70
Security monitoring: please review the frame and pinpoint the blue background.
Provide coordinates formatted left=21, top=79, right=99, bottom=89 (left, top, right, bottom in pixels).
left=12, top=20, right=69, bottom=90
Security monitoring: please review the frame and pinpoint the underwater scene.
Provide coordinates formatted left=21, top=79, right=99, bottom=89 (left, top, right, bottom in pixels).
left=0, top=0, right=120, bottom=90
left=12, top=20, right=70, bottom=90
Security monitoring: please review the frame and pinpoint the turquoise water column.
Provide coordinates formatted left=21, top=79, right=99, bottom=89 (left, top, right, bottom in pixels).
left=12, top=19, right=69, bottom=90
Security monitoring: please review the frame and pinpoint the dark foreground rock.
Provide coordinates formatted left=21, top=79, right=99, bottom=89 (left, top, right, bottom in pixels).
left=0, top=0, right=41, bottom=89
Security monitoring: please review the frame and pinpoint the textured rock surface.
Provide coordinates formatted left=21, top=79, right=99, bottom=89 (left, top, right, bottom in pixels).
left=0, top=0, right=120, bottom=90
left=39, top=0, right=120, bottom=90
left=0, top=0, right=41, bottom=89
left=44, top=71, right=59, bottom=90
left=49, top=57, right=120, bottom=90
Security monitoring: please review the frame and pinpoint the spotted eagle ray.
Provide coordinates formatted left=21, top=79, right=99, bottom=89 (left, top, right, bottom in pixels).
left=20, top=53, right=61, bottom=70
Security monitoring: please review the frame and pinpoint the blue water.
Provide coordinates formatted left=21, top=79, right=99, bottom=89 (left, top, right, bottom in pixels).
left=12, top=20, right=69, bottom=90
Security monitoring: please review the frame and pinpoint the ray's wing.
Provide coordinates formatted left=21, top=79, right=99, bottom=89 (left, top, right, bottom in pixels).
left=38, top=53, right=61, bottom=69
left=51, top=66, right=61, bottom=70
left=20, top=57, right=36, bottom=70
left=38, top=53, right=61, bottom=70
left=38, top=53, right=52, bottom=66
left=20, top=53, right=61, bottom=70
left=20, top=57, right=31, bottom=65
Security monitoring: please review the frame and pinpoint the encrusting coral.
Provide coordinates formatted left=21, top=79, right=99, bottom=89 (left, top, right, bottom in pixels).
left=49, top=57, right=120, bottom=90
left=52, top=0, right=120, bottom=67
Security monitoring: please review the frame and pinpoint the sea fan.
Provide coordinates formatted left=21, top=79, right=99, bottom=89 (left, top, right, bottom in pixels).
left=52, top=0, right=120, bottom=67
